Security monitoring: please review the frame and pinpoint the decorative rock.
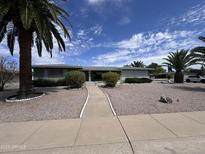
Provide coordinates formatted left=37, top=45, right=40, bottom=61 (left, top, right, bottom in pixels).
left=159, top=96, right=173, bottom=104
left=159, top=96, right=167, bottom=103
left=166, top=97, right=173, bottom=104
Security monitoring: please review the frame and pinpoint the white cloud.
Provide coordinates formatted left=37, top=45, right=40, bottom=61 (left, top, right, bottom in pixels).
left=87, top=0, right=130, bottom=5
left=92, top=30, right=205, bottom=66
left=170, top=2, right=205, bottom=26
left=0, top=39, right=65, bottom=67
left=118, top=16, right=131, bottom=25
left=141, top=55, right=167, bottom=66
left=90, top=25, right=103, bottom=36
left=79, top=7, right=89, bottom=18
left=67, top=25, right=104, bottom=55
left=87, top=0, right=104, bottom=5
left=77, top=30, right=86, bottom=37
left=116, top=31, right=196, bottom=50
left=0, top=24, right=78, bottom=67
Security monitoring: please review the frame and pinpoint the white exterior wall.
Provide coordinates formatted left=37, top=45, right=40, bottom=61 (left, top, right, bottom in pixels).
left=121, top=70, right=149, bottom=81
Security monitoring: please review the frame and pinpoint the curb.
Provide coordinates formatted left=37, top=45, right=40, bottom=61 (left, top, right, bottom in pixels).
left=5, top=93, right=46, bottom=103
left=79, top=86, right=90, bottom=118
left=102, top=89, right=117, bottom=116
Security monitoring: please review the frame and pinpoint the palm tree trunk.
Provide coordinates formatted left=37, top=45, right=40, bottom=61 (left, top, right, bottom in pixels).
left=0, top=84, right=4, bottom=91
left=18, top=29, right=32, bottom=93
left=174, top=71, right=184, bottom=83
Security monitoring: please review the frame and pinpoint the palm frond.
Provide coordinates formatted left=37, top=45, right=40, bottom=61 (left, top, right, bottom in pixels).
left=56, top=19, right=70, bottom=40
left=0, top=2, right=10, bottom=21
left=163, top=49, right=195, bottom=71
left=199, top=36, right=205, bottom=42
left=191, top=46, right=205, bottom=67
left=50, top=23, right=65, bottom=51
left=35, top=34, right=42, bottom=57
left=0, top=0, right=71, bottom=58
left=0, top=24, right=7, bottom=42
left=130, top=60, right=145, bottom=67
left=19, top=0, right=34, bottom=30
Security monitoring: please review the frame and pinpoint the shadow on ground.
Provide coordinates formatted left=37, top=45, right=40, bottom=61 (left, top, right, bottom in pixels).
left=169, top=86, right=205, bottom=93
left=0, top=87, right=64, bottom=102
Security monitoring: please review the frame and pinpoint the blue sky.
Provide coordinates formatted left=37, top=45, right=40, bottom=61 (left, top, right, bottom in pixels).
left=0, top=0, right=205, bottom=67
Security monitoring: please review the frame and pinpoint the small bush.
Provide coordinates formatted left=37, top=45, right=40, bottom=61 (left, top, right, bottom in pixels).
left=102, top=72, right=119, bottom=87
left=56, top=78, right=66, bottom=86
left=167, top=74, right=174, bottom=80
left=32, top=79, right=57, bottom=87
left=125, top=78, right=152, bottom=84
left=65, top=71, right=86, bottom=88
left=33, top=78, right=67, bottom=87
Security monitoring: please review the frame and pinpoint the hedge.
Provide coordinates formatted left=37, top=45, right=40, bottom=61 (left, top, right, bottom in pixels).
left=102, top=72, right=119, bottom=87
left=32, top=79, right=66, bottom=87
left=65, top=71, right=86, bottom=88
left=125, top=78, right=152, bottom=84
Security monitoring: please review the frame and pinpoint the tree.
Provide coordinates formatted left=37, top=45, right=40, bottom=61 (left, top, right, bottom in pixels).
left=147, top=63, right=166, bottom=75
left=147, top=63, right=159, bottom=69
left=0, top=0, right=70, bottom=94
left=0, top=56, right=17, bottom=91
left=130, top=61, right=145, bottom=68
left=190, top=36, right=205, bottom=75
left=191, top=38, right=205, bottom=69
left=163, top=50, right=196, bottom=83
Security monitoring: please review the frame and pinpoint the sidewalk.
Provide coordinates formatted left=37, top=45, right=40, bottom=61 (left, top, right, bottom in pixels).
left=0, top=84, right=205, bottom=154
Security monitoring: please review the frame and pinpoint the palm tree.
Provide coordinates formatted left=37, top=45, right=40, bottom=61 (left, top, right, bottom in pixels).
left=0, top=0, right=70, bottom=94
left=191, top=37, right=205, bottom=75
left=131, top=61, right=145, bottom=68
left=163, top=50, right=195, bottom=83
left=191, top=37, right=205, bottom=71
left=191, top=46, right=205, bottom=70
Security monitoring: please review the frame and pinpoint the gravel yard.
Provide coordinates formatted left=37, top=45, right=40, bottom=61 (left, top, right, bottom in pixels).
left=0, top=87, right=87, bottom=123
left=101, top=83, right=205, bottom=116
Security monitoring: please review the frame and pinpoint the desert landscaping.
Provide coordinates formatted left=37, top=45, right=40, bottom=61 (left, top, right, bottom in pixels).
left=0, top=87, right=87, bottom=123
left=102, top=82, right=205, bottom=116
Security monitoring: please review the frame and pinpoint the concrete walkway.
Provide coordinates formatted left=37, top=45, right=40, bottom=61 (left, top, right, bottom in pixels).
left=82, top=83, right=113, bottom=118
left=1, top=84, right=205, bottom=154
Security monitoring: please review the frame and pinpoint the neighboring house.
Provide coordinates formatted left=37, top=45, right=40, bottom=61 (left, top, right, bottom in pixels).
left=32, top=64, right=153, bottom=81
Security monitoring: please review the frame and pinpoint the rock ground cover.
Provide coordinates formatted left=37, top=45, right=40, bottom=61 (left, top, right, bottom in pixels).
left=101, top=82, right=205, bottom=115
left=0, top=87, right=87, bottom=122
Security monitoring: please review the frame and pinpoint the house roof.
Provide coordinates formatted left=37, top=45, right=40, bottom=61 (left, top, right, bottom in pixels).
left=82, top=66, right=120, bottom=71
left=32, top=64, right=82, bottom=69
left=121, top=67, right=154, bottom=71
left=32, top=64, right=154, bottom=71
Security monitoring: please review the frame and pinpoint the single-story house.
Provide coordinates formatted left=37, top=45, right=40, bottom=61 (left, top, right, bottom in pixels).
left=32, top=64, right=153, bottom=81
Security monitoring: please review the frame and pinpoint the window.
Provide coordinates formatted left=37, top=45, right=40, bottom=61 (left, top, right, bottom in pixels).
left=47, top=69, right=64, bottom=78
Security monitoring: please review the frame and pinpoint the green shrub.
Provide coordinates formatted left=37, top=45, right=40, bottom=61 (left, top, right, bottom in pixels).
left=65, top=71, right=86, bottom=88
left=33, top=78, right=67, bottom=87
left=125, top=78, right=152, bottom=84
left=102, top=72, right=119, bottom=87
left=56, top=78, right=66, bottom=86
left=167, top=74, right=173, bottom=80
left=32, top=79, right=57, bottom=87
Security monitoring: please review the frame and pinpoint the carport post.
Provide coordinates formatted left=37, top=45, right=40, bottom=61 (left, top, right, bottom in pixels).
left=88, top=71, right=92, bottom=81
